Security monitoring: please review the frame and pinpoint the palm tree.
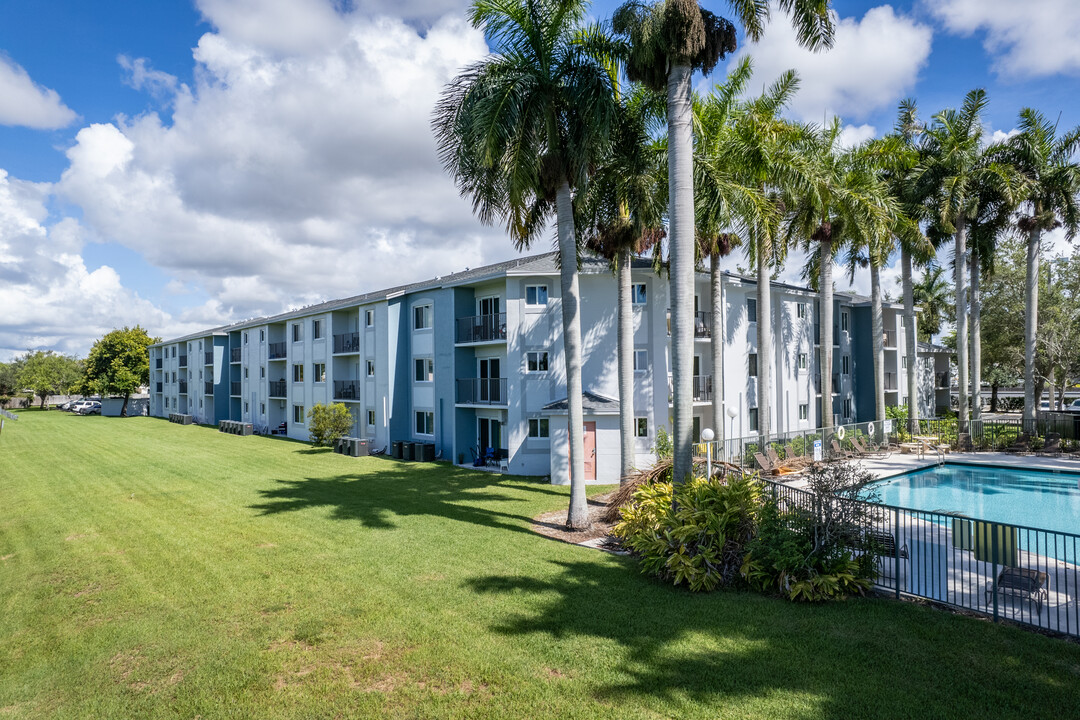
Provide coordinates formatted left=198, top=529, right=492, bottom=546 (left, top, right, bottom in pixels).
left=1000, top=109, right=1080, bottom=425
left=433, top=0, right=615, bottom=528
left=910, top=265, right=952, bottom=342
left=612, top=0, right=833, bottom=483
left=580, top=86, right=666, bottom=482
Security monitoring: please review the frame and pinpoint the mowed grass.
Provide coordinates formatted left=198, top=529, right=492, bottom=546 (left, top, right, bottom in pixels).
left=2, top=411, right=1079, bottom=719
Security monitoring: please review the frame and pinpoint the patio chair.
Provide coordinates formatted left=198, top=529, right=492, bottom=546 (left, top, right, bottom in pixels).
left=1038, top=432, right=1062, bottom=455
left=784, top=444, right=808, bottom=466
left=766, top=447, right=783, bottom=467
left=754, top=452, right=776, bottom=475
left=830, top=439, right=854, bottom=461
left=985, top=567, right=1050, bottom=615
left=851, top=436, right=889, bottom=459
left=1009, top=432, right=1032, bottom=454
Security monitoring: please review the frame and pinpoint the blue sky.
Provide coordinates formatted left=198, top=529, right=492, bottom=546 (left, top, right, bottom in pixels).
left=1, top=0, right=1079, bottom=360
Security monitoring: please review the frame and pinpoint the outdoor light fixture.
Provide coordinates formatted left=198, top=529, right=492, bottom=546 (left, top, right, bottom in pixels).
left=701, top=427, right=715, bottom=478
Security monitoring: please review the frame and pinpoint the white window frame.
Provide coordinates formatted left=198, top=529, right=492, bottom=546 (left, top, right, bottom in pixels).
left=313, top=319, right=324, bottom=340
left=367, top=409, right=376, bottom=427
left=749, top=407, right=759, bottom=431
left=526, top=351, right=549, bottom=373
left=528, top=417, right=549, bottom=438
left=796, top=303, right=806, bottom=319
left=293, top=404, right=305, bottom=424
left=312, top=363, right=326, bottom=383
left=799, top=403, right=808, bottom=421
left=365, top=309, right=375, bottom=327
left=414, top=357, right=434, bottom=383
left=415, top=411, right=434, bottom=436
left=633, top=349, right=648, bottom=373
left=635, top=417, right=649, bottom=437
left=414, top=304, right=433, bottom=330
left=293, top=364, right=304, bottom=383
left=841, top=311, right=849, bottom=332
left=366, top=360, right=375, bottom=377
left=747, top=298, right=758, bottom=323
left=525, top=285, right=548, bottom=306
left=748, top=353, right=758, bottom=378
left=292, top=323, right=303, bottom=342
left=798, top=353, right=807, bottom=370
left=631, top=283, right=647, bottom=305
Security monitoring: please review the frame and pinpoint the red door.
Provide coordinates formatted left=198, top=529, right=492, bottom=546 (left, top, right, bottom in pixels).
left=583, top=421, right=596, bottom=481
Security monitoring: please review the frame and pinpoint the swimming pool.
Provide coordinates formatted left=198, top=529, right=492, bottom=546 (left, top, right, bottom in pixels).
left=872, top=463, right=1080, bottom=536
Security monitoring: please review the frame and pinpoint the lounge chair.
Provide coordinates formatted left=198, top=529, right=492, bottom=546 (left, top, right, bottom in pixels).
left=985, top=567, right=1050, bottom=615
left=754, top=452, right=776, bottom=475
left=851, top=437, right=889, bottom=459
left=784, top=444, right=809, bottom=466
left=1038, top=432, right=1062, bottom=455
left=1009, top=431, right=1032, bottom=454
left=830, top=439, right=854, bottom=460
left=766, top=447, right=783, bottom=467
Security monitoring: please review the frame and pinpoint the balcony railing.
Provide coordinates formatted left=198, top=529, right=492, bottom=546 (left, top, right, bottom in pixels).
left=268, top=342, right=286, bottom=360
left=456, top=377, right=507, bottom=405
left=333, top=332, right=360, bottom=354
left=155, top=358, right=162, bottom=369
left=884, top=372, right=897, bottom=391
left=204, top=350, right=213, bottom=365
left=155, top=382, right=162, bottom=393
left=230, top=381, right=241, bottom=396
left=936, top=372, right=950, bottom=389
left=268, top=381, right=287, bottom=398
left=333, top=380, right=360, bottom=400
left=883, top=329, right=897, bottom=348
left=693, top=311, right=712, bottom=338
left=456, top=313, right=507, bottom=344
left=230, top=347, right=241, bottom=363
left=178, top=354, right=187, bottom=367
left=692, top=375, right=712, bottom=402
left=204, top=381, right=214, bottom=395
left=178, top=380, right=188, bottom=394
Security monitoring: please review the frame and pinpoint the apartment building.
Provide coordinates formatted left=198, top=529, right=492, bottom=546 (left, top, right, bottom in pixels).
left=149, top=252, right=949, bottom=484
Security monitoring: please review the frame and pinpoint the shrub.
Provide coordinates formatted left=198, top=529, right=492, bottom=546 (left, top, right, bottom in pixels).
left=307, top=403, right=354, bottom=447
left=613, top=473, right=761, bottom=592
left=652, top=426, right=673, bottom=460
left=741, top=463, right=879, bottom=601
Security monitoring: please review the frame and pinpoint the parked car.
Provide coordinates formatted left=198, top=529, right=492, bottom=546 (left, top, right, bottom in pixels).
left=1065, top=399, right=1080, bottom=413
left=78, top=401, right=102, bottom=415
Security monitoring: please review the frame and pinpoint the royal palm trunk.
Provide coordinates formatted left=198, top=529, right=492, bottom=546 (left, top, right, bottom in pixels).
left=970, top=247, right=982, bottom=422
left=1023, top=223, right=1041, bottom=424
left=757, top=236, right=772, bottom=445
left=901, top=246, right=918, bottom=432
left=870, top=260, right=885, bottom=426
left=617, top=246, right=635, bottom=482
left=955, top=218, right=969, bottom=433
left=819, top=238, right=834, bottom=433
left=710, top=253, right=724, bottom=459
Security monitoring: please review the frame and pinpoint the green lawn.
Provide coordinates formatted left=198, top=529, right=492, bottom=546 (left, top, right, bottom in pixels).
left=2, top=410, right=1079, bottom=719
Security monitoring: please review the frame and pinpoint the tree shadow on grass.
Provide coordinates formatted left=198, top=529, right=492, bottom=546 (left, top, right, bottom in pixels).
left=465, top=558, right=1080, bottom=719
left=250, top=458, right=561, bottom=533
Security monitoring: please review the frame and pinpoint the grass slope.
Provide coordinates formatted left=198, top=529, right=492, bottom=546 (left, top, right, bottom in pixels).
left=1, top=410, right=1078, bottom=718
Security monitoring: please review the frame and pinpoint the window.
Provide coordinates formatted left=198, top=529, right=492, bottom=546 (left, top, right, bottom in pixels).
left=293, top=364, right=304, bottom=382
left=842, top=355, right=850, bottom=375
left=365, top=309, right=374, bottom=327
left=747, top=298, right=757, bottom=323
left=748, top=353, right=758, bottom=377
left=260, top=329, right=265, bottom=341
left=414, top=358, right=434, bottom=382
left=172, top=372, right=176, bottom=383
left=901, top=356, right=908, bottom=369
left=244, top=401, right=249, bottom=413
left=633, top=349, right=648, bottom=373
left=367, top=409, right=375, bottom=426
left=798, top=353, right=807, bottom=370
left=244, top=367, right=249, bottom=379
left=631, top=284, right=647, bottom=305
left=525, top=285, right=548, bottom=305
left=526, top=351, right=549, bottom=372
left=244, top=332, right=248, bottom=345
left=413, top=304, right=432, bottom=330
left=293, top=405, right=305, bottom=424
left=172, top=347, right=176, bottom=357
left=260, top=403, right=265, bottom=415
left=899, top=315, right=905, bottom=327
left=843, top=398, right=852, bottom=418
left=799, top=403, right=808, bottom=420
left=841, top=311, right=849, bottom=332
left=415, top=411, right=434, bottom=435
left=528, top=418, right=550, bottom=438
left=313, top=319, right=323, bottom=339
left=312, top=363, right=326, bottom=383
left=797, top=303, right=806, bottom=319
left=292, top=323, right=303, bottom=342
left=635, top=417, right=648, bottom=437
left=749, top=407, right=759, bottom=431
left=260, top=366, right=265, bottom=378
left=366, top=360, right=375, bottom=377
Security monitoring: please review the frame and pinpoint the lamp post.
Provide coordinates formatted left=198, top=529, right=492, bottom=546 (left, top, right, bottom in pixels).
left=725, top=405, right=738, bottom=469
left=701, top=427, right=715, bottom=478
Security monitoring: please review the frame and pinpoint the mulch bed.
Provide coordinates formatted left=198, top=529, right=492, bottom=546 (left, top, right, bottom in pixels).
left=532, top=492, right=621, bottom=547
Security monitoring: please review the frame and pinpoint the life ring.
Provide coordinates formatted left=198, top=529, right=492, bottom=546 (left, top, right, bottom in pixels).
left=837, top=426, right=846, bottom=440
left=867, top=422, right=875, bottom=436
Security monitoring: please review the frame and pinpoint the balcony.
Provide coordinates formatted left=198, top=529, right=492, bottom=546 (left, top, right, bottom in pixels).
left=936, top=372, right=950, bottom=389
left=230, top=381, right=241, bottom=396
left=456, top=313, right=506, bottom=344
left=204, top=350, right=213, bottom=365
left=178, top=380, right=188, bottom=394
left=883, top=329, right=897, bottom=348
left=885, top=372, right=897, bottom=391
left=333, top=332, right=360, bottom=354
left=333, top=380, right=360, bottom=400
left=178, top=354, right=188, bottom=367
left=692, top=375, right=712, bottom=402
left=230, top=347, right=241, bottom=363
left=269, top=381, right=287, bottom=398
left=155, top=382, right=162, bottom=393
left=456, top=377, right=507, bottom=405
left=693, top=311, right=712, bottom=338
left=268, top=342, right=286, bottom=360
left=155, top=358, right=162, bottom=369
left=204, top=381, right=214, bottom=395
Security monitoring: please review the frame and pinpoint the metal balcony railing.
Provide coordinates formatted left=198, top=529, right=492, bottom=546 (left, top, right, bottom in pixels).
left=204, top=381, right=214, bottom=395
left=155, top=358, right=162, bottom=369
left=936, top=372, right=950, bottom=389
left=883, top=329, right=897, bottom=348
left=694, top=311, right=712, bottom=338
left=155, top=382, right=162, bottom=393
left=333, top=332, right=360, bottom=354
left=178, top=380, right=188, bottom=394
left=230, top=381, right=241, bottom=396
left=178, top=354, right=187, bottom=367
left=692, top=375, right=712, bottom=402
left=333, top=380, right=360, bottom=400
left=269, top=381, right=287, bottom=398
left=885, top=372, right=897, bottom=391
left=268, top=342, right=286, bottom=359
left=230, top=347, right=242, bottom=363
left=204, top=350, right=213, bottom=365
left=456, top=313, right=507, bottom=344
left=456, top=377, right=507, bottom=405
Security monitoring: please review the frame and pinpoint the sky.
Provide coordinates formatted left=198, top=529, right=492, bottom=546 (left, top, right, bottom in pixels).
left=2, top=0, right=1080, bottom=360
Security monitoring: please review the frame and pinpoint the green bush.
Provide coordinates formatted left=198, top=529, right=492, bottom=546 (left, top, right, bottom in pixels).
left=307, top=403, right=354, bottom=447
left=652, top=426, right=673, bottom=460
left=741, top=463, right=878, bottom=602
left=613, top=473, right=761, bottom=592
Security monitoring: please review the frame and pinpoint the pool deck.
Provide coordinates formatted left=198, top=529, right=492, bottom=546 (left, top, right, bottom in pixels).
left=783, top=451, right=1080, bottom=487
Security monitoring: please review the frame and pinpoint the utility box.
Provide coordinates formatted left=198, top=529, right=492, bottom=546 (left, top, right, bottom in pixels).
left=392, top=441, right=403, bottom=459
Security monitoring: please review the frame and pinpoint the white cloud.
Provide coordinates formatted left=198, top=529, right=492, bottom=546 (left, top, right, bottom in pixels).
left=837, top=123, right=877, bottom=149
left=0, top=55, right=78, bottom=129
left=928, top=0, right=1080, bottom=77
left=118, top=56, right=180, bottom=99
left=733, top=5, right=932, bottom=123
left=55, top=12, right=508, bottom=323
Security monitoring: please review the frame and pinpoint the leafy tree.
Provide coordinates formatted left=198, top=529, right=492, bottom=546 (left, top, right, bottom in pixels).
left=84, top=326, right=159, bottom=417
left=16, top=351, right=83, bottom=409
left=0, top=361, right=20, bottom=397
left=307, top=403, right=354, bottom=447
left=433, top=0, right=615, bottom=528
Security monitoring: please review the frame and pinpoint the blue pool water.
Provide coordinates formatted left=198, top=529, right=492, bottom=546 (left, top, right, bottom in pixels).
left=872, top=463, right=1080, bottom=536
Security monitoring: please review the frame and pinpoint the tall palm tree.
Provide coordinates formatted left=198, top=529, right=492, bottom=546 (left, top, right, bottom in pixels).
left=580, top=86, right=666, bottom=482
left=433, top=0, right=615, bottom=528
left=999, top=109, right=1080, bottom=425
left=612, top=0, right=833, bottom=483
left=910, top=265, right=952, bottom=342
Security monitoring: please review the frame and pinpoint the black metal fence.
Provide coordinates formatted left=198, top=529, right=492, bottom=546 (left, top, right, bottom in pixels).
left=760, top=477, right=1079, bottom=637
left=333, top=380, right=360, bottom=400
left=268, top=381, right=287, bottom=398
left=333, top=332, right=360, bottom=354
left=456, top=378, right=507, bottom=405
left=456, top=313, right=507, bottom=344
left=268, top=342, right=286, bottom=360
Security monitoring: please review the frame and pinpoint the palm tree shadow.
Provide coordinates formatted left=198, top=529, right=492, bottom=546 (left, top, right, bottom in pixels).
left=249, top=458, right=556, bottom=533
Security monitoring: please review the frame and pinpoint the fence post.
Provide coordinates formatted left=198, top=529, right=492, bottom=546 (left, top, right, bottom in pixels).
left=894, top=506, right=901, bottom=600
left=991, top=523, right=999, bottom=623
